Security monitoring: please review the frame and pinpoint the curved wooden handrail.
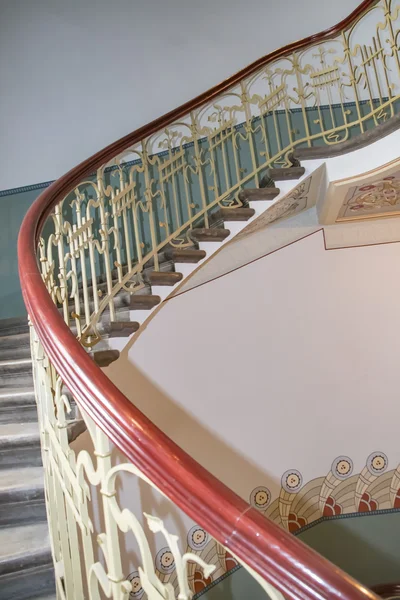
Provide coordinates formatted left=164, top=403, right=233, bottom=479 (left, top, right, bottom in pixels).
left=18, top=2, right=381, bottom=598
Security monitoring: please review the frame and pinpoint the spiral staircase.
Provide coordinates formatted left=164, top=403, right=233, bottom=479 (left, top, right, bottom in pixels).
left=2, top=0, right=400, bottom=599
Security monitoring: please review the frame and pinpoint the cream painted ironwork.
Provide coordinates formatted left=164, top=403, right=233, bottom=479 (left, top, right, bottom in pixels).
left=31, top=0, right=400, bottom=597
left=30, top=327, right=285, bottom=599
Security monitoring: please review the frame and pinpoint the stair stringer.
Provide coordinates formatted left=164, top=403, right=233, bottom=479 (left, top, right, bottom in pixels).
left=105, top=163, right=321, bottom=354
left=169, top=123, right=400, bottom=297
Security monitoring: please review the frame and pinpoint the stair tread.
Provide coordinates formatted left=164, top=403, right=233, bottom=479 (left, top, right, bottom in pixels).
left=0, top=522, right=51, bottom=574
left=93, top=349, right=120, bottom=368
left=191, top=228, right=230, bottom=241
left=0, top=317, right=29, bottom=337
left=146, top=271, right=183, bottom=285
left=239, top=188, right=280, bottom=201
left=109, top=321, right=140, bottom=337
left=0, top=333, right=31, bottom=361
left=0, top=523, right=51, bottom=560
left=130, top=294, right=161, bottom=309
left=268, top=166, right=305, bottom=180
left=219, top=207, right=255, bottom=221
left=0, top=422, right=40, bottom=447
left=0, top=358, right=32, bottom=368
left=0, top=388, right=37, bottom=423
left=0, top=387, right=35, bottom=401
left=0, top=332, right=30, bottom=346
left=0, top=466, right=44, bottom=496
left=166, top=249, right=206, bottom=263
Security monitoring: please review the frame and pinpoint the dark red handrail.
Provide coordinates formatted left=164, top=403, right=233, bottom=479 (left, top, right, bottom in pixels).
left=18, top=2, right=381, bottom=598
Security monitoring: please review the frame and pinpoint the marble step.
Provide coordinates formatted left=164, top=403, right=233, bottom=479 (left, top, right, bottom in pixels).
left=239, top=187, right=280, bottom=202
left=267, top=166, right=305, bottom=180
left=0, top=418, right=86, bottom=466
left=0, top=333, right=31, bottom=361
left=0, top=564, right=56, bottom=600
left=0, top=386, right=81, bottom=425
left=0, top=317, right=29, bottom=338
left=0, top=522, right=54, bottom=600
left=0, top=358, right=33, bottom=389
left=0, top=387, right=37, bottom=424
left=165, top=248, right=206, bottom=263
left=191, top=228, right=230, bottom=242
left=145, top=271, right=183, bottom=286
left=0, top=466, right=46, bottom=526
left=0, top=422, right=42, bottom=470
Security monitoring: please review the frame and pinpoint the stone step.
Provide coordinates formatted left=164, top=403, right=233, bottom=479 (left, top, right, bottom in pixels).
left=109, top=321, right=140, bottom=337
left=191, top=228, right=231, bottom=242
left=267, top=166, right=305, bottom=180
left=0, top=522, right=54, bottom=600
left=239, top=188, right=280, bottom=202
left=0, top=387, right=37, bottom=424
left=0, top=333, right=31, bottom=361
left=0, top=422, right=41, bottom=470
left=218, top=207, right=255, bottom=221
left=145, top=271, right=183, bottom=286
left=92, top=349, right=120, bottom=368
left=0, top=564, right=55, bottom=600
left=0, top=466, right=46, bottom=527
left=0, top=299, right=138, bottom=356
left=130, top=294, right=161, bottom=310
left=0, top=317, right=29, bottom=338
left=165, top=248, right=206, bottom=263
left=0, top=358, right=33, bottom=389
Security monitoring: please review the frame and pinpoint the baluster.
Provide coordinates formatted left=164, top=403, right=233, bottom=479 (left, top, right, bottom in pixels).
left=110, top=187, right=124, bottom=283
left=97, top=169, right=116, bottom=323
left=240, top=81, right=260, bottom=186
left=141, top=141, right=160, bottom=270
left=190, top=112, right=209, bottom=227
left=54, top=203, right=70, bottom=325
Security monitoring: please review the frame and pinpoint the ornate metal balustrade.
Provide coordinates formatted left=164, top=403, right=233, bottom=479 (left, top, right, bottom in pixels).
left=19, top=1, right=397, bottom=599
left=31, top=327, right=286, bottom=599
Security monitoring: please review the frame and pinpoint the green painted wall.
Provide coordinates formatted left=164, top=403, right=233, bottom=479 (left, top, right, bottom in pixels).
left=0, top=185, right=47, bottom=319
left=299, top=512, right=400, bottom=587
left=196, top=511, right=400, bottom=599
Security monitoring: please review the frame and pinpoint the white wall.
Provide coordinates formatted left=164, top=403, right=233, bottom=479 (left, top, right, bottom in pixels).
left=0, top=0, right=360, bottom=190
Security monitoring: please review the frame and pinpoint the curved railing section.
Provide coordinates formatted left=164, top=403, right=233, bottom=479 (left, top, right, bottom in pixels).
left=18, top=1, right=398, bottom=598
